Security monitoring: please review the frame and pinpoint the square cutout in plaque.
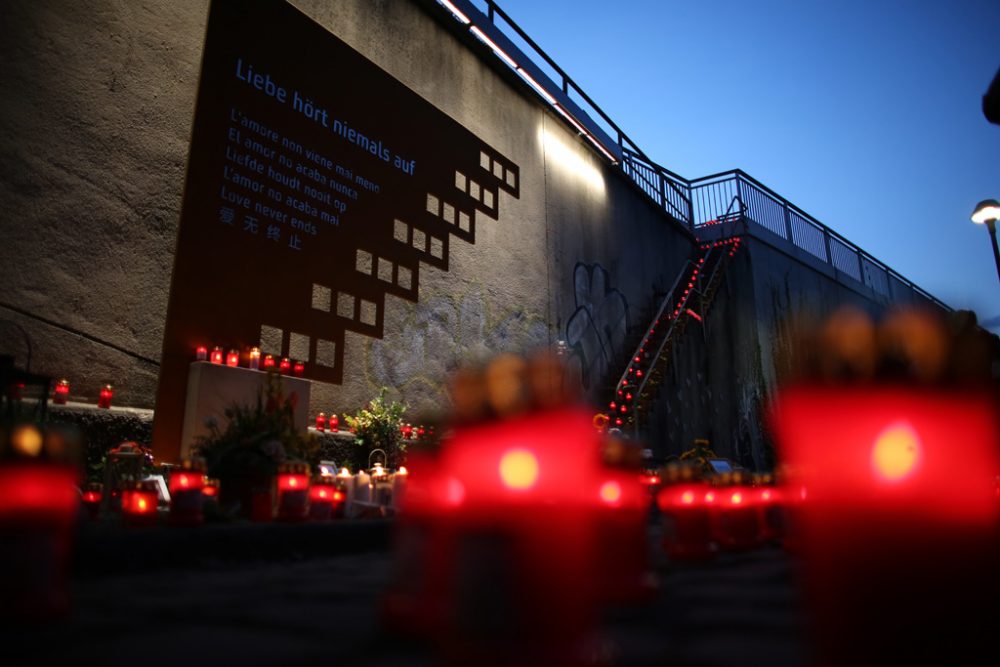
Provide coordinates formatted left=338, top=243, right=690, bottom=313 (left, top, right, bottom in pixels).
left=455, top=171, right=466, bottom=192
left=289, top=332, right=310, bottom=361
left=378, top=257, right=394, bottom=283
left=442, top=202, right=455, bottom=224
left=483, top=189, right=494, bottom=209
left=412, top=228, right=427, bottom=252
left=469, top=181, right=481, bottom=201
left=316, top=338, right=337, bottom=368
left=337, top=293, right=356, bottom=320
left=260, top=324, right=283, bottom=354
left=426, top=193, right=439, bottom=216
left=394, top=219, right=409, bottom=243
left=397, top=265, right=412, bottom=290
left=480, top=151, right=490, bottom=170
left=359, top=300, right=377, bottom=326
left=458, top=211, right=471, bottom=233
left=311, top=284, right=331, bottom=312
left=356, top=249, right=373, bottom=275
left=430, top=236, right=444, bottom=259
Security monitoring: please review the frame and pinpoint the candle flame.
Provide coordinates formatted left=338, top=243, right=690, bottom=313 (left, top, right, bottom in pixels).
left=871, top=421, right=921, bottom=482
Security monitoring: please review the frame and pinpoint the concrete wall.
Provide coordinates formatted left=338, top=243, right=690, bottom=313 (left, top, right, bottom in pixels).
left=0, top=0, right=691, bottom=425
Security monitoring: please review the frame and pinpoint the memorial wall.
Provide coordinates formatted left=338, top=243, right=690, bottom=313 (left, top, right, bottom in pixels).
left=0, top=0, right=692, bottom=459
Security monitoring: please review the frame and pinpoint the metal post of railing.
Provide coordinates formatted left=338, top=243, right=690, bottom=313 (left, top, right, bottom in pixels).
left=823, top=228, right=833, bottom=266
left=782, top=201, right=793, bottom=242
left=856, top=251, right=865, bottom=286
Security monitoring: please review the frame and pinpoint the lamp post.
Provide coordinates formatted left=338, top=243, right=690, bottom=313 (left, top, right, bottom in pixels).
left=971, top=199, right=1000, bottom=284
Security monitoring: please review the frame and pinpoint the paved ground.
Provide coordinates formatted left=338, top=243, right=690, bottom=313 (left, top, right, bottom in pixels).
left=1, top=522, right=806, bottom=666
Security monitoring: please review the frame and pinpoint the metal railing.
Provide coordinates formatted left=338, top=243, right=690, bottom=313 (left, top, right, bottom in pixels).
left=435, top=0, right=949, bottom=311
left=688, top=171, right=950, bottom=310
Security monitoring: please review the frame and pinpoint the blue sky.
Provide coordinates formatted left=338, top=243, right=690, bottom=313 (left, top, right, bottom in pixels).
left=477, top=0, right=1000, bottom=328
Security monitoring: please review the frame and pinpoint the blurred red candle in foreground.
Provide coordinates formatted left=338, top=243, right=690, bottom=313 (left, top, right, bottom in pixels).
left=210, top=346, right=224, bottom=364
left=195, top=345, right=208, bottom=361
left=771, top=387, right=1000, bottom=665
left=657, top=483, right=716, bottom=560
left=0, top=462, right=80, bottom=620
left=226, top=350, right=239, bottom=367
left=293, top=360, right=305, bottom=376
left=279, top=357, right=291, bottom=374
left=262, top=354, right=275, bottom=370
left=97, top=384, right=113, bottom=409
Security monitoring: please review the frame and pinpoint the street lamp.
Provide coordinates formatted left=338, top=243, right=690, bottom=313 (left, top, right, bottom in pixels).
left=970, top=199, right=1000, bottom=284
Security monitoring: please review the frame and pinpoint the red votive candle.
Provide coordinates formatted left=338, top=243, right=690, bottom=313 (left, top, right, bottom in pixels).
left=657, top=482, right=717, bottom=561
left=279, top=357, right=291, bottom=374
left=771, top=386, right=1000, bottom=665
left=97, top=384, right=113, bottom=409
left=0, top=462, right=80, bottom=620
left=53, top=379, right=70, bottom=405
left=195, top=345, right=208, bottom=361
left=293, top=360, right=305, bottom=376
left=714, top=479, right=760, bottom=551
left=210, top=346, right=224, bottom=364
left=226, top=350, right=239, bottom=367
left=248, top=346, right=261, bottom=370
left=328, top=414, right=339, bottom=432
left=168, top=459, right=205, bottom=526
left=122, top=480, right=159, bottom=528
left=81, top=481, right=103, bottom=520
left=308, top=476, right=337, bottom=520
left=262, top=354, right=276, bottom=370
left=202, top=478, right=219, bottom=498
left=315, top=412, right=326, bottom=431
left=276, top=462, right=310, bottom=522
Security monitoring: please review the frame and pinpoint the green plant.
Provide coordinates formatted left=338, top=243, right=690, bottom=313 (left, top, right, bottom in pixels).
left=195, top=372, right=318, bottom=491
left=344, top=388, right=407, bottom=469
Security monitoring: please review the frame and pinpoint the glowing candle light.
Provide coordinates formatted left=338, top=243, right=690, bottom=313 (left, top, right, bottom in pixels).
left=279, top=357, right=291, bottom=374
left=97, top=384, right=113, bottom=409
left=248, top=346, right=261, bottom=370
left=81, top=481, right=103, bottom=520
left=202, top=478, right=219, bottom=498
left=122, top=480, right=159, bottom=527
left=276, top=462, right=310, bottom=522
left=308, top=476, right=337, bottom=520
left=53, top=379, right=70, bottom=405
left=210, top=346, right=224, bottom=364
left=315, top=412, right=326, bottom=431
left=328, top=414, right=339, bottom=432
left=293, top=360, right=305, bottom=376
left=168, top=458, right=206, bottom=526
left=262, top=354, right=276, bottom=370
left=195, top=345, right=208, bottom=361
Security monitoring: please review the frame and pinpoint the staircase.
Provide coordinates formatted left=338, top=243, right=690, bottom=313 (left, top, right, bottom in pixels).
left=602, top=233, right=742, bottom=434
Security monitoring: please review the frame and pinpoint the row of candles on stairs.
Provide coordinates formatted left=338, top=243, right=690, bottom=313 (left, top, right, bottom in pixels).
left=81, top=460, right=408, bottom=526
left=604, top=238, right=744, bottom=429
left=195, top=345, right=306, bottom=376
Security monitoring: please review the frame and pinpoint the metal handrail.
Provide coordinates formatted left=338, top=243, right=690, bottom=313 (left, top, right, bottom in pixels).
left=612, top=258, right=697, bottom=398
left=690, top=171, right=950, bottom=311
left=436, top=0, right=950, bottom=311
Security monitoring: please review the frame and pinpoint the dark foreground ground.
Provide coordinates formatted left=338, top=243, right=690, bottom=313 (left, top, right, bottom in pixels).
left=1, top=522, right=805, bottom=666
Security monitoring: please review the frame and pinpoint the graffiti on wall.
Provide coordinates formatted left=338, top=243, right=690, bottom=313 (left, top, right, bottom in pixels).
left=563, top=263, right=629, bottom=391
left=366, top=283, right=548, bottom=414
